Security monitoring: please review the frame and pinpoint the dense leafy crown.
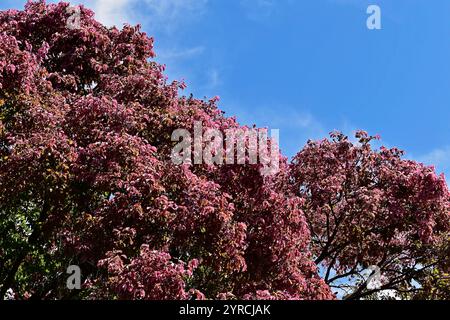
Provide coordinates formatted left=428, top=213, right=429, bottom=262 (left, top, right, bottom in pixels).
left=0, top=1, right=448, bottom=300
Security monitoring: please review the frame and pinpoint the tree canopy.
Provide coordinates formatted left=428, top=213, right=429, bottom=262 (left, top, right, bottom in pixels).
left=0, top=1, right=449, bottom=300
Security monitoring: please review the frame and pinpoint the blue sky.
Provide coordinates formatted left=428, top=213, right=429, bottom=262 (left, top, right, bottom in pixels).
left=2, top=0, right=450, bottom=178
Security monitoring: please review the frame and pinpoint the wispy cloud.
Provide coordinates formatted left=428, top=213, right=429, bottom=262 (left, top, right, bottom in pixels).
left=258, top=109, right=326, bottom=157
left=65, top=0, right=208, bottom=30
left=179, top=67, right=223, bottom=97
left=240, top=0, right=294, bottom=21
left=157, top=46, right=205, bottom=61
left=50, top=0, right=135, bottom=27
left=90, top=0, right=134, bottom=27
left=60, top=0, right=211, bottom=89
left=256, top=109, right=325, bottom=134
left=416, top=146, right=450, bottom=177
left=326, top=0, right=368, bottom=10
left=240, top=0, right=276, bottom=21
left=142, top=0, right=208, bottom=33
left=206, top=68, right=222, bottom=89
left=156, top=46, right=207, bottom=87
left=221, top=105, right=327, bottom=157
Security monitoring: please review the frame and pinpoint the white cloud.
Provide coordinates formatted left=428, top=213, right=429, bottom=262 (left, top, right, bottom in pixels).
left=142, top=0, right=208, bottom=33
left=63, top=0, right=208, bottom=30
left=157, top=46, right=205, bottom=61
left=417, top=146, right=450, bottom=177
left=91, top=0, right=134, bottom=27
left=260, top=110, right=325, bottom=134
left=327, top=0, right=368, bottom=9
left=179, top=67, right=222, bottom=97
left=207, top=68, right=221, bottom=88
left=48, top=0, right=134, bottom=27
left=240, top=0, right=276, bottom=20
left=240, top=0, right=294, bottom=21
left=144, top=0, right=207, bottom=21
left=246, top=0, right=276, bottom=8
left=60, top=0, right=222, bottom=107
left=155, top=46, right=207, bottom=87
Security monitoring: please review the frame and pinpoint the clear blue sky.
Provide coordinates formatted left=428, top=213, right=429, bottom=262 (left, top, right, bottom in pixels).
left=3, top=0, right=450, bottom=178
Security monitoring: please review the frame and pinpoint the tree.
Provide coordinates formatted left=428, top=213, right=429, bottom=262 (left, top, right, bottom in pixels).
left=0, top=1, right=448, bottom=300
left=289, top=132, right=450, bottom=299
left=0, top=0, right=331, bottom=300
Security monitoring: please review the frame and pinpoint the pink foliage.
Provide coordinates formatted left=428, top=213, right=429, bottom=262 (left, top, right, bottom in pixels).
left=0, top=1, right=448, bottom=301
